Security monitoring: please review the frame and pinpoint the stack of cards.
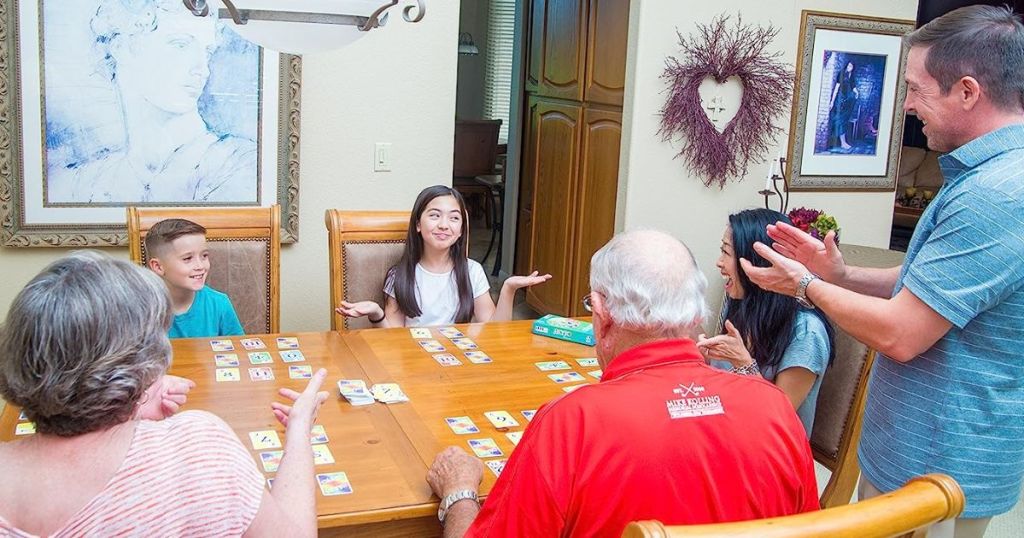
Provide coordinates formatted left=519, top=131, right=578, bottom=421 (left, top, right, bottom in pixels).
left=371, top=383, right=410, bottom=404
left=338, top=379, right=375, bottom=406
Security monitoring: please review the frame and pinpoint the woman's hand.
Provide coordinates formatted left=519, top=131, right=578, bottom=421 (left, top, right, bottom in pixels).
left=335, top=300, right=384, bottom=320
left=270, top=368, right=330, bottom=432
left=696, top=320, right=754, bottom=368
left=503, top=271, right=552, bottom=291
left=135, top=374, right=196, bottom=421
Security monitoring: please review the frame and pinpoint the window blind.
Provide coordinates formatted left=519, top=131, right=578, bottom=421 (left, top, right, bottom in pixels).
left=483, top=0, right=515, bottom=141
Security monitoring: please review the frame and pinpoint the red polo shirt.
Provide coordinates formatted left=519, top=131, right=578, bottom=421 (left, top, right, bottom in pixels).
left=465, top=339, right=818, bottom=537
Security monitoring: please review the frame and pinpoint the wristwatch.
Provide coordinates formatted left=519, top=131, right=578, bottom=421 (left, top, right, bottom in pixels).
left=438, top=489, right=479, bottom=524
left=795, top=273, right=820, bottom=309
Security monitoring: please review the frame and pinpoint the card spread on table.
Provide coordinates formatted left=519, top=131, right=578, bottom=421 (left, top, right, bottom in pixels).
left=445, top=416, right=480, bottom=435
left=562, top=384, right=586, bottom=393
left=535, top=360, right=571, bottom=371
left=216, top=368, right=241, bottom=382
left=210, top=339, right=234, bottom=352
left=289, top=365, right=313, bottom=379
left=438, top=327, right=465, bottom=339
left=15, top=422, right=35, bottom=435
left=505, top=431, right=523, bottom=446
left=484, top=411, right=520, bottom=429
left=310, top=424, right=329, bottom=444
left=587, top=369, right=603, bottom=380
left=409, top=328, right=432, bottom=339
left=371, top=383, right=410, bottom=404
left=417, top=340, right=446, bottom=353
left=276, top=337, right=300, bottom=349
left=464, top=351, right=493, bottom=364
left=433, top=353, right=462, bottom=366
left=249, top=430, right=282, bottom=450
left=338, top=379, right=375, bottom=406
left=468, top=438, right=503, bottom=458
left=450, top=338, right=478, bottom=350
left=259, top=450, right=283, bottom=473
left=18, top=410, right=28, bottom=421
left=214, top=353, right=240, bottom=367
left=249, top=367, right=275, bottom=381
left=521, top=409, right=537, bottom=422
left=267, top=478, right=275, bottom=490
left=279, top=350, right=306, bottom=363
left=240, top=338, right=266, bottom=350
left=486, top=459, right=507, bottom=477
left=317, top=472, right=353, bottom=496
left=313, top=444, right=335, bottom=465
left=548, top=371, right=586, bottom=384
left=248, top=351, right=273, bottom=365
left=575, top=357, right=599, bottom=368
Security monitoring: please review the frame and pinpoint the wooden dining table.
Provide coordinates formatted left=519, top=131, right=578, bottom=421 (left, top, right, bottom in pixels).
left=0, top=320, right=597, bottom=537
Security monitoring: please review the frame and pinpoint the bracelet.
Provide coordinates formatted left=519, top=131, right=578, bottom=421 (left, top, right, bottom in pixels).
left=731, top=359, right=760, bottom=376
left=367, top=312, right=385, bottom=324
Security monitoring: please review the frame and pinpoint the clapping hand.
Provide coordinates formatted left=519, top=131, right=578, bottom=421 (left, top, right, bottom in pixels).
left=766, top=221, right=845, bottom=283
left=697, top=320, right=754, bottom=368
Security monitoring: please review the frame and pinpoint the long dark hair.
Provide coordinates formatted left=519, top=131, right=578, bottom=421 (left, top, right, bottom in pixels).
left=391, top=185, right=475, bottom=322
left=724, top=208, right=835, bottom=373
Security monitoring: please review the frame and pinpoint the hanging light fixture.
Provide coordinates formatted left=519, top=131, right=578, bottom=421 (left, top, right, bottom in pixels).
left=457, top=32, right=479, bottom=55
left=181, top=0, right=427, bottom=55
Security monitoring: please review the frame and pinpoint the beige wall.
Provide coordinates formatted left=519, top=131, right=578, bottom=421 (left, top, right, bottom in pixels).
left=0, top=2, right=459, bottom=331
left=619, top=0, right=916, bottom=316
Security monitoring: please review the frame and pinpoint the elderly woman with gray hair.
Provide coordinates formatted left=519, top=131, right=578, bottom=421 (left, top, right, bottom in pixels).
left=0, top=251, right=326, bottom=537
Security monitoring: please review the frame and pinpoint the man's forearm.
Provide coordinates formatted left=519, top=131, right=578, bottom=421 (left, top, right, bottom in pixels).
left=835, top=265, right=901, bottom=298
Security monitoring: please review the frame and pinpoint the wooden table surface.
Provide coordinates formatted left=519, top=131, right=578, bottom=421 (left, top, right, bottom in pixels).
left=0, top=321, right=597, bottom=537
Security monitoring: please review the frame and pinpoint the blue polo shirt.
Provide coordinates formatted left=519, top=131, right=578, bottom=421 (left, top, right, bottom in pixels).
left=858, top=125, right=1024, bottom=517
left=168, top=286, right=245, bottom=339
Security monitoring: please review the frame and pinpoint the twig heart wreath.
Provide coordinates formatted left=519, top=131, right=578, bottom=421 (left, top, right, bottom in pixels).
left=659, top=15, right=794, bottom=188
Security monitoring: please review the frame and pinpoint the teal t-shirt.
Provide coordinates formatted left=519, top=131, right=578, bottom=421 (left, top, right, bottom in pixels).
left=168, top=286, right=245, bottom=338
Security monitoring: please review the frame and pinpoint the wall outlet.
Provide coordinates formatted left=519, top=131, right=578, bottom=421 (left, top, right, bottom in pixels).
left=374, top=142, right=392, bottom=172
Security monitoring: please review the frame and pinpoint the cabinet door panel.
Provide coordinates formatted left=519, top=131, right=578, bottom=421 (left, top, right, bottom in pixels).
left=525, top=0, right=544, bottom=92
left=584, top=0, right=628, bottom=105
left=539, top=0, right=586, bottom=100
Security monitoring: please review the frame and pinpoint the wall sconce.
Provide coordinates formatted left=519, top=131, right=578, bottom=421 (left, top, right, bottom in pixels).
left=458, top=32, right=479, bottom=55
left=182, top=0, right=427, bottom=55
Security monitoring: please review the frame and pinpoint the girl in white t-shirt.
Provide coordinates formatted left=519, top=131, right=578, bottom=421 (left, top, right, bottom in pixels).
left=336, top=185, right=551, bottom=327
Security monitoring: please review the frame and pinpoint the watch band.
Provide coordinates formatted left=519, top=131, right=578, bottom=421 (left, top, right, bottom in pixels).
left=795, top=273, right=819, bottom=309
left=438, top=489, right=479, bottom=524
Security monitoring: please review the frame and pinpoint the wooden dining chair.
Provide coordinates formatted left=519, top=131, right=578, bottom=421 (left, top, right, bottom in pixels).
left=127, top=205, right=281, bottom=334
left=622, top=473, right=964, bottom=538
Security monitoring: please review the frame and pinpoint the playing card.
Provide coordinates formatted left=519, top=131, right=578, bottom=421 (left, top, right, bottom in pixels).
left=468, top=438, right=503, bottom=458
left=432, top=353, right=463, bottom=366
left=276, top=337, right=300, bottom=349
left=371, top=383, right=410, bottom=404
left=450, top=337, right=478, bottom=350
left=289, top=365, right=313, bottom=379
left=445, top=416, right=480, bottom=435
left=505, top=431, right=523, bottom=446
left=249, top=367, right=275, bottom=381
left=267, top=478, right=275, bottom=490
left=338, top=379, right=375, bottom=406
left=210, top=339, right=234, bottom=352
left=438, top=327, right=465, bottom=339
left=280, top=350, right=306, bottom=363
left=417, top=340, right=446, bottom=353
left=485, top=459, right=507, bottom=477
left=259, top=450, right=283, bottom=473
left=216, top=368, right=240, bottom=382
left=214, top=353, right=240, bottom=367
left=15, top=422, right=35, bottom=435
left=241, top=338, right=267, bottom=350
left=312, top=444, right=335, bottom=465
left=410, top=328, right=432, bottom=339
left=548, top=371, right=586, bottom=384
left=562, top=384, right=586, bottom=393
left=317, top=472, right=353, bottom=496
left=18, top=410, right=28, bottom=421
left=587, top=369, right=603, bottom=379
left=464, top=351, right=493, bottom=364
left=248, top=351, right=274, bottom=365
left=249, top=430, right=282, bottom=450
left=535, top=360, right=571, bottom=371
left=483, top=411, right=520, bottom=429
left=521, top=409, right=536, bottom=422
left=575, top=357, right=599, bottom=367
left=310, top=424, right=329, bottom=444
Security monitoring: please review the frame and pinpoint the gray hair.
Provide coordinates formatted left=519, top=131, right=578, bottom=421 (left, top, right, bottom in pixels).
left=906, top=5, right=1024, bottom=112
left=589, top=229, right=709, bottom=338
left=0, top=251, right=173, bottom=437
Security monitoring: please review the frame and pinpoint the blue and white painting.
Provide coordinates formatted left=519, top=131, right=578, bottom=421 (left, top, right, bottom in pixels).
left=42, top=0, right=260, bottom=205
left=812, top=50, right=887, bottom=156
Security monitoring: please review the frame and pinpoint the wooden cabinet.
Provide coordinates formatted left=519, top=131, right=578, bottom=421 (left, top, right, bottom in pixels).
left=584, top=0, right=629, bottom=105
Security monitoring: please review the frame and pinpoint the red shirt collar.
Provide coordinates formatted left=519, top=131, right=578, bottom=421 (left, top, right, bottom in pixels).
left=602, top=338, right=704, bottom=382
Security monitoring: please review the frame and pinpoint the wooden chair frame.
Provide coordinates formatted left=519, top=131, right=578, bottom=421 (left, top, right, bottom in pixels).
left=126, top=205, right=281, bottom=333
left=816, top=348, right=876, bottom=508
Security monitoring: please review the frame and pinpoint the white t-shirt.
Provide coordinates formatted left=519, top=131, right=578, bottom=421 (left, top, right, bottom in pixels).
left=384, top=260, right=491, bottom=326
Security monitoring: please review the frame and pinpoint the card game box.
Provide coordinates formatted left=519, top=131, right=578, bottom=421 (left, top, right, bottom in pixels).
left=531, top=315, right=595, bottom=346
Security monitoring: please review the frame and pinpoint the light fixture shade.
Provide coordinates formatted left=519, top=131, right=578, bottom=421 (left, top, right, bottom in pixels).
left=458, top=32, right=479, bottom=55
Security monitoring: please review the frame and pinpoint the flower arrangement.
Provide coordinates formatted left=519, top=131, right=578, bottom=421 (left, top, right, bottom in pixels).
left=788, top=207, right=840, bottom=243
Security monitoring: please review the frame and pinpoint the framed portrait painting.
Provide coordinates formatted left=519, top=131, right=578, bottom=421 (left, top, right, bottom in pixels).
left=786, top=11, right=914, bottom=191
left=0, top=0, right=301, bottom=247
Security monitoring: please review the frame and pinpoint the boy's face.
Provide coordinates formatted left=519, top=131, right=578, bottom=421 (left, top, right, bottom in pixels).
left=149, top=233, right=210, bottom=292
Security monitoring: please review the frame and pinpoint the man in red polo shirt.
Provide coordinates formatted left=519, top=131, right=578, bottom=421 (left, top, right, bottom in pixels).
left=427, top=230, right=819, bottom=537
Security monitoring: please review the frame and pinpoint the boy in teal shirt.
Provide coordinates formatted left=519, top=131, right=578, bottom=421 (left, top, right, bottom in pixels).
left=145, top=219, right=244, bottom=338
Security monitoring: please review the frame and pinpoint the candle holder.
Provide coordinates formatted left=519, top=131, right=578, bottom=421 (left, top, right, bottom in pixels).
left=760, top=156, right=790, bottom=214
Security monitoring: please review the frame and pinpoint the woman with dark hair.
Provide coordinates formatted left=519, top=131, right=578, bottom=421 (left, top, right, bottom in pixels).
left=698, top=208, right=834, bottom=436
left=828, top=60, right=860, bottom=151
left=336, top=185, right=550, bottom=326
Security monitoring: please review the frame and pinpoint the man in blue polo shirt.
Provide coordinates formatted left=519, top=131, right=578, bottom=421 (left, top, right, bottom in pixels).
left=745, top=6, right=1024, bottom=537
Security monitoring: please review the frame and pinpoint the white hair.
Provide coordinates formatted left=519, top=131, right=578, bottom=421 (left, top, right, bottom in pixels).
left=589, top=229, right=709, bottom=337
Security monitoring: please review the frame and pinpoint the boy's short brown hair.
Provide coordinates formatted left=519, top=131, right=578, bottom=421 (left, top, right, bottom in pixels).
left=144, top=219, right=207, bottom=259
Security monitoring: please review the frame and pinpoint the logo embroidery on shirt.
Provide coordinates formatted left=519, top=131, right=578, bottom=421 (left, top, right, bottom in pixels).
left=666, top=382, right=724, bottom=419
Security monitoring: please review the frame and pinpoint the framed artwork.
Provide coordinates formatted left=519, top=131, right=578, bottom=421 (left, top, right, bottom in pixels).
left=786, top=11, right=914, bottom=191
left=0, top=0, right=301, bottom=247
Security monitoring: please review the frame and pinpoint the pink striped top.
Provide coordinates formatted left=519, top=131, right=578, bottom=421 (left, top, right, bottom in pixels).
left=0, top=410, right=264, bottom=537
